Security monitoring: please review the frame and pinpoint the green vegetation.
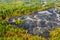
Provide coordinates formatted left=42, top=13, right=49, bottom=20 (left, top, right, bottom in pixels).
left=1, top=20, right=60, bottom=40
left=49, top=27, right=60, bottom=40
left=0, top=1, right=60, bottom=20
left=0, top=20, right=46, bottom=40
left=0, top=0, right=60, bottom=40
left=15, top=19, right=24, bottom=24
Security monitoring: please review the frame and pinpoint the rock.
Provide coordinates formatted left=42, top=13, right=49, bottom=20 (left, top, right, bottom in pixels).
left=22, top=20, right=37, bottom=30
left=42, top=30, right=50, bottom=38
left=38, top=20, right=47, bottom=27
left=8, top=7, right=60, bottom=38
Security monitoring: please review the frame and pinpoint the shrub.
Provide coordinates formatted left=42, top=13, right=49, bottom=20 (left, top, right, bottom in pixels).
left=15, top=19, right=24, bottom=24
left=50, top=27, right=60, bottom=40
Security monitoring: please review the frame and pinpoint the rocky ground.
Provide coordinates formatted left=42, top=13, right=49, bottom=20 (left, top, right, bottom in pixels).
left=8, top=7, right=60, bottom=38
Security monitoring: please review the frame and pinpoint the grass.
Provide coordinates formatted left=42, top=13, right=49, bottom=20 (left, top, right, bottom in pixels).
left=50, top=27, right=60, bottom=40
left=0, top=20, right=46, bottom=40
left=0, top=0, right=60, bottom=40
left=0, top=20, right=60, bottom=40
left=0, top=1, right=60, bottom=20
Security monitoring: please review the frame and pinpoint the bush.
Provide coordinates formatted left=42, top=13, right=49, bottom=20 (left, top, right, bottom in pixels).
left=15, top=19, right=24, bottom=24
left=50, top=27, right=60, bottom=40
left=0, top=1, right=59, bottom=19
